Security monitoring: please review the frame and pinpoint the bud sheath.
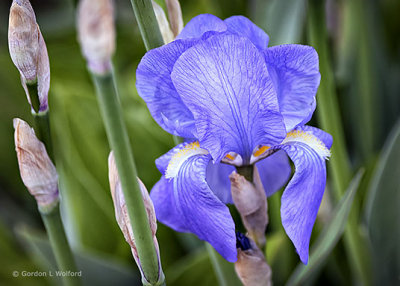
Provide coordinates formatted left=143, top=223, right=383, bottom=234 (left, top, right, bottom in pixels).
left=235, top=234, right=272, bottom=286
left=152, top=1, right=174, bottom=44
left=14, top=118, right=58, bottom=212
left=230, top=166, right=268, bottom=246
left=165, top=0, right=183, bottom=37
left=77, top=0, right=115, bottom=75
left=108, top=152, right=163, bottom=285
left=8, top=0, right=50, bottom=112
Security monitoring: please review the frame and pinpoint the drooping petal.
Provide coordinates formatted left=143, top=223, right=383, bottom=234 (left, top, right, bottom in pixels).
left=176, top=14, right=227, bottom=40
left=256, top=150, right=292, bottom=197
left=206, top=162, right=235, bottom=204
left=172, top=33, right=286, bottom=163
left=152, top=142, right=237, bottom=261
left=156, top=142, right=234, bottom=203
left=150, top=176, right=187, bottom=232
left=264, top=45, right=321, bottom=131
left=224, top=16, right=269, bottom=50
left=277, top=128, right=331, bottom=264
left=174, top=154, right=237, bottom=261
left=136, top=39, right=201, bottom=138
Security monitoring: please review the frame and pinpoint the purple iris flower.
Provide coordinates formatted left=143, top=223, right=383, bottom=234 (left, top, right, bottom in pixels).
left=136, top=14, right=332, bottom=264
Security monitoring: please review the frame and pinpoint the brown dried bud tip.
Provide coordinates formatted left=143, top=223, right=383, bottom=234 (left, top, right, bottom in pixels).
left=230, top=166, right=268, bottom=246
left=235, top=234, right=272, bottom=286
left=77, top=0, right=115, bottom=75
left=165, top=0, right=183, bottom=38
left=14, top=118, right=58, bottom=211
left=152, top=1, right=174, bottom=44
left=108, top=152, right=162, bottom=284
left=8, top=0, right=50, bottom=112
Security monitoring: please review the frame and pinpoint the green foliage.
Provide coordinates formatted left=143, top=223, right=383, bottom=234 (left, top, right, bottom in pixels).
left=0, top=0, right=399, bottom=285
left=365, top=120, right=400, bottom=285
left=16, top=225, right=140, bottom=286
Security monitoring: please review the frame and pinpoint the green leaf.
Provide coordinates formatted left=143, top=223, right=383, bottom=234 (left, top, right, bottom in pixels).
left=252, top=0, right=306, bottom=45
left=165, top=249, right=218, bottom=285
left=16, top=226, right=140, bottom=286
left=365, top=119, right=400, bottom=285
left=286, top=170, right=364, bottom=286
left=206, top=243, right=241, bottom=286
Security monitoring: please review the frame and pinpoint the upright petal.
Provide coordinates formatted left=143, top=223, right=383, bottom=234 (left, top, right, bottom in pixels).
left=136, top=39, right=200, bottom=137
left=172, top=34, right=286, bottom=163
left=176, top=14, right=227, bottom=40
left=277, top=127, right=331, bottom=264
left=224, top=16, right=269, bottom=50
left=256, top=150, right=292, bottom=197
left=152, top=142, right=237, bottom=261
left=264, top=45, right=320, bottom=131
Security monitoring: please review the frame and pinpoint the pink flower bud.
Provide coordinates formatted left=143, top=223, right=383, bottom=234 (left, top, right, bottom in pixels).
left=235, top=235, right=272, bottom=286
left=77, top=0, right=115, bottom=74
left=14, top=118, right=58, bottom=211
left=165, top=0, right=183, bottom=37
left=108, top=152, right=162, bottom=284
left=152, top=1, right=174, bottom=44
left=230, top=167, right=268, bottom=246
left=8, top=0, right=50, bottom=112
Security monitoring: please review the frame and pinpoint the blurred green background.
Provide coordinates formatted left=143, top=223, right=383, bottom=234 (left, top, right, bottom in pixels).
left=0, top=0, right=399, bottom=285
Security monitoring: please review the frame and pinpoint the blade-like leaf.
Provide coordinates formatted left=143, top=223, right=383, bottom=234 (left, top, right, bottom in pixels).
left=251, top=0, right=306, bottom=45
left=16, top=226, right=139, bottom=286
left=365, top=119, right=400, bottom=285
left=165, top=248, right=218, bottom=285
left=287, top=169, right=364, bottom=286
left=206, top=243, right=241, bottom=286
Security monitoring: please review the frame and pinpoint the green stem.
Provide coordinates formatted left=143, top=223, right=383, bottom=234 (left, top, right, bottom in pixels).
left=41, top=204, right=80, bottom=286
left=33, top=111, right=54, bottom=162
left=26, top=82, right=54, bottom=161
left=27, top=82, right=40, bottom=113
left=26, top=72, right=78, bottom=286
left=129, top=0, right=165, bottom=50
left=206, top=243, right=229, bottom=286
left=307, top=1, right=371, bottom=285
left=91, top=71, right=162, bottom=285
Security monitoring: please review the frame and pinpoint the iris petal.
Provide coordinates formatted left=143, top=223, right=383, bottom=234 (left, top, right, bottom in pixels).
left=264, top=45, right=321, bottom=131
left=224, top=16, right=269, bottom=50
left=136, top=39, right=200, bottom=138
left=298, top=125, right=333, bottom=149
left=206, top=162, right=235, bottom=204
left=276, top=126, right=331, bottom=264
left=176, top=14, right=227, bottom=40
left=172, top=33, right=286, bottom=163
left=150, top=177, right=187, bottom=232
left=256, top=150, right=292, bottom=197
left=152, top=143, right=237, bottom=261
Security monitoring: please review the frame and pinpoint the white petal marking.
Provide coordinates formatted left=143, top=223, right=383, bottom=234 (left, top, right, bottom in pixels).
left=165, top=141, right=208, bottom=179
left=282, top=130, right=331, bottom=160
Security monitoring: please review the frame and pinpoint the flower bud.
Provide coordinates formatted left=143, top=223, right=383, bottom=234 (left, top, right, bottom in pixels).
left=8, top=0, right=50, bottom=112
left=165, top=0, right=183, bottom=38
left=77, top=0, right=115, bottom=75
left=235, top=233, right=272, bottom=286
left=108, top=152, right=162, bottom=284
left=14, top=118, right=58, bottom=212
left=152, top=1, right=174, bottom=44
left=230, top=166, right=268, bottom=246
